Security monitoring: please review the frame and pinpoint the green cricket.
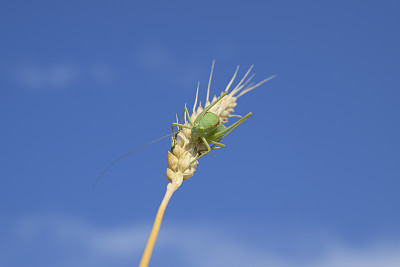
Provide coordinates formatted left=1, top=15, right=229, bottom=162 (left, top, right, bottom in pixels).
left=94, top=91, right=252, bottom=188
left=171, top=91, right=252, bottom=164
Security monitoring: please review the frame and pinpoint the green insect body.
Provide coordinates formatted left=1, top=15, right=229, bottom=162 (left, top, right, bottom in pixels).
left=172, top=91, right=252, bottom=164
left=191, top=112, right=223, bottom=139
left=94, top=86, right=255, bottom=189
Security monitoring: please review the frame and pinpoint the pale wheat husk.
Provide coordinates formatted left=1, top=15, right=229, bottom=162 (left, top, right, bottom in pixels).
left=166, top=62, right=275, bottom=187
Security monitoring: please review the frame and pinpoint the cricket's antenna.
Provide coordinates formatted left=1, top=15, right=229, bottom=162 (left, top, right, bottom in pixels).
left=92, top=133, right=174, bottom=189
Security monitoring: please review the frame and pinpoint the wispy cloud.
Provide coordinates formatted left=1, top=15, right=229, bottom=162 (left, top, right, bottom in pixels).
left=12, top=63, right=79, bottom=90
left=4, top=213, right=400, bottom=267
left=10, top=62, right=115, bottom=91
left=135, top=43, right=204, bottom=89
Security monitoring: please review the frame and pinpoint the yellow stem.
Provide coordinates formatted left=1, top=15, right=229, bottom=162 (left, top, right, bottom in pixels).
left=139, top=183, right=178, bottom=267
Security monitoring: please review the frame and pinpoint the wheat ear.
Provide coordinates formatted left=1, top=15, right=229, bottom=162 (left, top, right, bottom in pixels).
left=139, top=63, right=274, bottom=267
left=167, top=64, right=275, bottom=184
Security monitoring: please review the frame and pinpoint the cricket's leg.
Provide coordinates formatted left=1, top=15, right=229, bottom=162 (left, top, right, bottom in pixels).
left=215, top=112, right=252, bottom=140
left=171, top=107, right=193, bottom=149
left=172, top=110, right=193, bottom=142
left=190, top=137, right=211, bottom=165
left=171, top=122, right=191, bottom=151
left=183, top=106, right=194, bottom=127
left=177, top=107, right=193, bottom=130
left=191, top=139, right=225, bottom=166
left=171, top=123, right=191, bottom=140
left=171, top=107, right=191, bottom=143
left=209, top=140, right=225, bottom=150
left=194, top=91, right=229, bottom=124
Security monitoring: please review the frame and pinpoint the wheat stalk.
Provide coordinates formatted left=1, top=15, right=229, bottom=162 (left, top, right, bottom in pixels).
left=139, top=62, right=275, bottom=267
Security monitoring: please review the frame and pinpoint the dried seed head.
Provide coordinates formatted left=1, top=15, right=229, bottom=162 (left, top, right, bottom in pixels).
left=177, top=151, right=191, bottom=172
left=166, top=169, right=183, bottom=187
left=182, top=169, right=194, bottom=180
left=182, top=127, right=191, bottom=138
left=166, top=168, right=174, bottom=182
left=167, top=151, right=178, bottom=171
left=190, top=66, right=274, bottom=125
left=172, top=144, right=182, bottom=158
left=166, top=63, right=274, bottom=188
left=175, top=134, right=187, bottom=148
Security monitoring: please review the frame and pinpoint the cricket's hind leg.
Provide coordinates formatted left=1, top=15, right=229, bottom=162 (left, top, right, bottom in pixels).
left=189, top=137, right=211, bottom=165
left=190, top=137, right=226, bottom=166
left=213, top=112, right=252, bottom=140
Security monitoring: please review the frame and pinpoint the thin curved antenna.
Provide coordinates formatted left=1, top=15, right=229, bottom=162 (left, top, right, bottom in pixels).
left=92, top=133, right=174, bottom=189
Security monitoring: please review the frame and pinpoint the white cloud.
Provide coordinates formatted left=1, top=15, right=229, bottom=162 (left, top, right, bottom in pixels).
left=12, top=63, right=79, bottom=90
left=4, top=214, right=400, bottom=267
left=135, top=43, right=174, bottom=72
left=10, top=62, right=114, bottom=90
left=135, top=43, right=204, bottom=89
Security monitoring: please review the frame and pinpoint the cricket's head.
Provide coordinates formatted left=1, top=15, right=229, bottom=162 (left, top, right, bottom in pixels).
left=191, top=112, right=220, bottom=139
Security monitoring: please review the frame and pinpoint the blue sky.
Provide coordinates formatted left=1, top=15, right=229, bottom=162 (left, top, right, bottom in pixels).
left=1, top=1, right=400, bottom=266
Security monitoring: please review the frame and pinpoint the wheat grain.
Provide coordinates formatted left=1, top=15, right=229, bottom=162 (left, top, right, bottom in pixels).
left=166, top=62, right=275, bottom=186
